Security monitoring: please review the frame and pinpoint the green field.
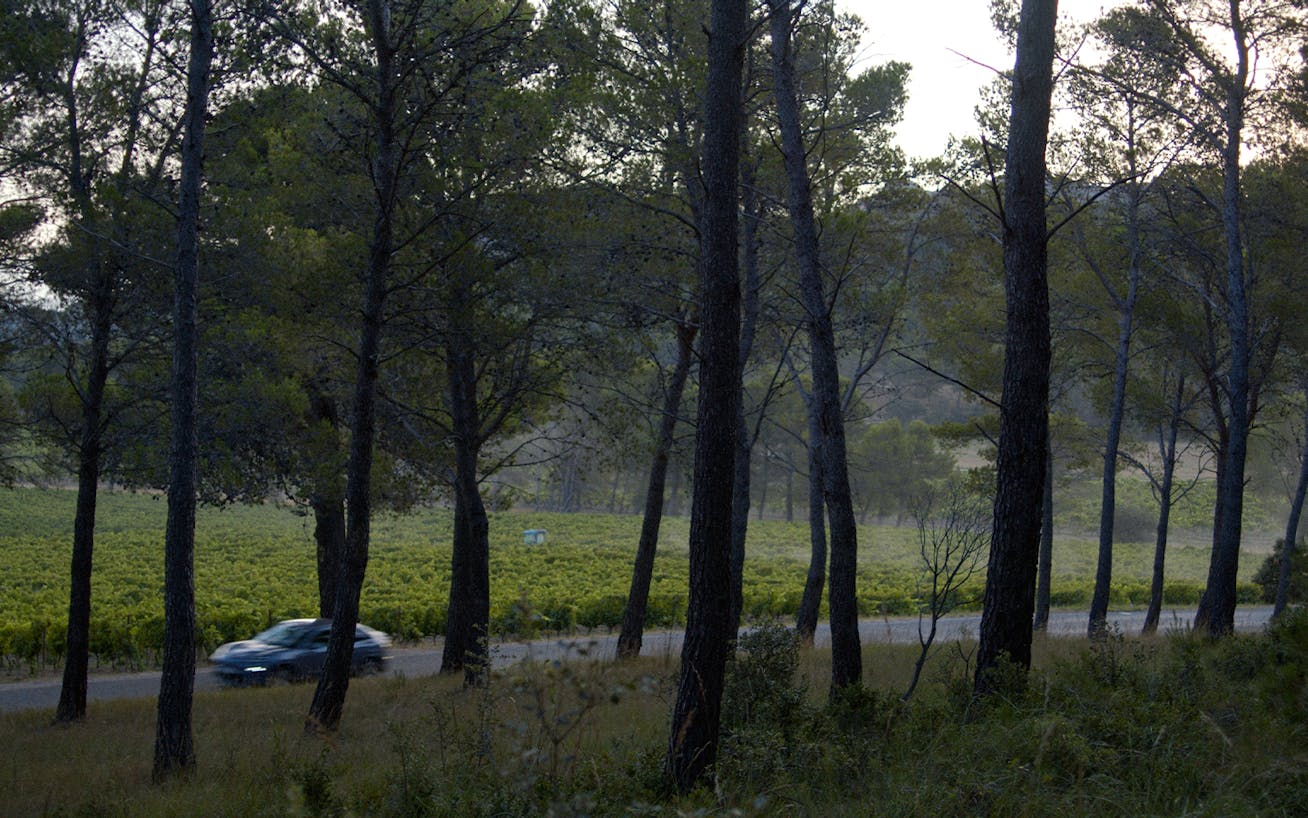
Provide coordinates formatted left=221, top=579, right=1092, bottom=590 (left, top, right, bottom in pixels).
left=0, top=487, right=1264, bottom=667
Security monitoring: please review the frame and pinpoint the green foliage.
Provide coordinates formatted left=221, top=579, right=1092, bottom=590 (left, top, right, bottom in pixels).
left=0, top=487, right=1269, bottom=668
left=722, top=621, right=807, bottom=733
left=1253, top=538, right=1308, bottom=603
left=848, top=418, right=956, bottom=522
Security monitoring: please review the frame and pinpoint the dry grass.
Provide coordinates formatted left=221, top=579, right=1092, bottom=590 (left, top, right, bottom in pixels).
left=2, top=653, right=679, bottom=817
left=7, top=626, right=1301, bottom=817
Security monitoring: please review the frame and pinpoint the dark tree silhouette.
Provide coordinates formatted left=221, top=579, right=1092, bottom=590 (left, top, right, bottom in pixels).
left=305, top=0, right=398, bottom=732
left=618, top=318, right=695, bottom=659
left=767, top=0, right=861, bottom=690
left=153, top=0, right=213, bottom=779
left=665, top=0, right=746, bottom=793
left=974, top=0, right=1058, bottom=695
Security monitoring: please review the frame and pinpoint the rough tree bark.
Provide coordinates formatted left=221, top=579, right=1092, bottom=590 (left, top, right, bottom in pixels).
left=617, top=319, right=695, bottom=659
left=152, top=0, right=212, bottom=778
left=56, top=363, right=106, bottom=723
left=312, top=494, right=345, bottom=619
left=974, top=0, right=1057, bottom=695
left=769, top=0, right=861, bottom=690
left=305, top=0, right=397, bottom=732
left=665, top=0, right=745, bottom=792
left=55, top=250, right=111, bottom=723
left=439, top=333, right=492, bottom=684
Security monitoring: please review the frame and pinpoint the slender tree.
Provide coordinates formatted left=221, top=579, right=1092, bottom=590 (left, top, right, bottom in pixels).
left=767, top=0, right=861, bottom=690
left=665, top=0, right=746, bottom=792
left=974, top=0, right=1058, bottom=694
left=305, top=0, right=399, bottom=732
left=617, top=316, right=695, bottom=658
left=587, top=0, right=708, bottom=658
left=3, top=0, right=176, bottom=724
left=1099, top=0, right=1301, bottom=635
left=153, top=0, right=213, bottom=778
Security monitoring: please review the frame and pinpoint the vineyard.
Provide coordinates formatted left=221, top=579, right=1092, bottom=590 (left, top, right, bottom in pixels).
left=0, top=487, right=1262, bottom=669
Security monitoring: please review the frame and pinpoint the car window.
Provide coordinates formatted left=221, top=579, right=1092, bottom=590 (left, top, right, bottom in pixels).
left=254, top=622, right=309, bottom=648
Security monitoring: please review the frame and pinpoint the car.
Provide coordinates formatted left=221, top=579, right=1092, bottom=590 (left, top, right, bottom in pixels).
left=209, top=618, right=392, bottom=685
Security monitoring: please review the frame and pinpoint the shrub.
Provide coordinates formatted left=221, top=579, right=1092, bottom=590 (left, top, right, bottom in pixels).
left=1048, top=584, right=1089, bottom=606
left=1113, top=504, right=1158, bottom=542
left=574, top=594, right=625, bottom=630
left=1252, top=538, right=1308, bottom=603
left=1162, top=580, right=1204, bottom=604
left=721, top=620, right=807, bottom=732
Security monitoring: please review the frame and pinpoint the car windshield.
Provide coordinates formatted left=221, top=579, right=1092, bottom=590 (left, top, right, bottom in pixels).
left=252, top=621, right=310, bottom=648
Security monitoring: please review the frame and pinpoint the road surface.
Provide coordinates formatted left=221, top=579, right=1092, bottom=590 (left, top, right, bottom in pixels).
left=0, top=606, right=1273, bottom=714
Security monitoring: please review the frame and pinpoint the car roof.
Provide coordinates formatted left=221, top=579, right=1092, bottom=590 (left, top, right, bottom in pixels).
left=276, top=618, right=373, bottom=633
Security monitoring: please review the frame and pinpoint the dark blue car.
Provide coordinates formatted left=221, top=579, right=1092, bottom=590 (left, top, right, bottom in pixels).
left=210, top=618, right=391, bottom=685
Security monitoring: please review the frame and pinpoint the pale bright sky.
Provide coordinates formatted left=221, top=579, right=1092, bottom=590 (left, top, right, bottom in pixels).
left=838, top=0, right=1120, bottom=158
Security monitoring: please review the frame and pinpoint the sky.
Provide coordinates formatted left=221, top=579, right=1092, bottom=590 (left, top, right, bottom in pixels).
left=837, top=0, right=1119, bottom=159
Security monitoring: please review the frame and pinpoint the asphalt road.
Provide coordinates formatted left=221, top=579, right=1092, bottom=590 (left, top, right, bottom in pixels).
left=0, top=606, right=1274, bottom=714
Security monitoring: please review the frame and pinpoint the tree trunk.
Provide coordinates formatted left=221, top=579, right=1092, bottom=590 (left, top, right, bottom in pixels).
left=439, top=341, right=492, bottom=684
left=55, top=292, right=111, bottom=723
left=1143, top=376, right=1183, bottom=634
left=728, top=148, right=762, bottom=637
left=769, top=0, right=861, bottom=691
left=54, top=12, right=123, bottom=723
left=306, top=0, right=397, bottom=732
left=312, top=494, right=345, bottom=619
left=617, top=321, right=694, bottom=659
left=306, top=389, right=345, bottom=619
left=1033, top=438, right=1053, bottom=631
left=974, top=0, right=1057, bottom=695
left=795, top=414, right=826, bottom=643
left=1195, top=38, right=1250, bottom=638
left=153, top=0, right=212, bottom=778
left=1089, top=188, right=1143, bottom=637
left=665, top=0, right=745, bottom=792
left=666, top=468, right=682, bottom=517
left=785, top=465, right=794, bottom=521
left=1273, top=384, right=1308, bottom=618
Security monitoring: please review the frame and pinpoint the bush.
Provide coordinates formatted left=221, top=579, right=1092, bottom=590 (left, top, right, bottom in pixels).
left=1048, top=584, right=1090, bottom=607
left=721, top=620, right=807, bottom=732
left=719, top=620, right=813, bottom=797
left=1162, top=580, right=1204, bottom=604
left=1252, top=538, right=1308, bottom=603
left=1113, top=504, right=1157, bottom=543
left=574, top=594, right=625, bottom=630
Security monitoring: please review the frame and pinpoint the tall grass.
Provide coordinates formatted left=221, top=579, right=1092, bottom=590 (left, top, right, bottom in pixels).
left=6, top=616, right=1308, bottom=816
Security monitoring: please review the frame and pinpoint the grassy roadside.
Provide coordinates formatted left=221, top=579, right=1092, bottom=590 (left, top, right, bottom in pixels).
left=5, top=617, right=1308, bottom=817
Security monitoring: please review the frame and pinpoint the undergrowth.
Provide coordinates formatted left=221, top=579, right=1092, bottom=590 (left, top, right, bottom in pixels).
left=7, top=615, right=1308, bottom=816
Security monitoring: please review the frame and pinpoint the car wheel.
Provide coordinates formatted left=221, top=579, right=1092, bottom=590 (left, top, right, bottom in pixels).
left=271, top=666, right=298, bottom=685
left=360, top=656, right=384, bottom=676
